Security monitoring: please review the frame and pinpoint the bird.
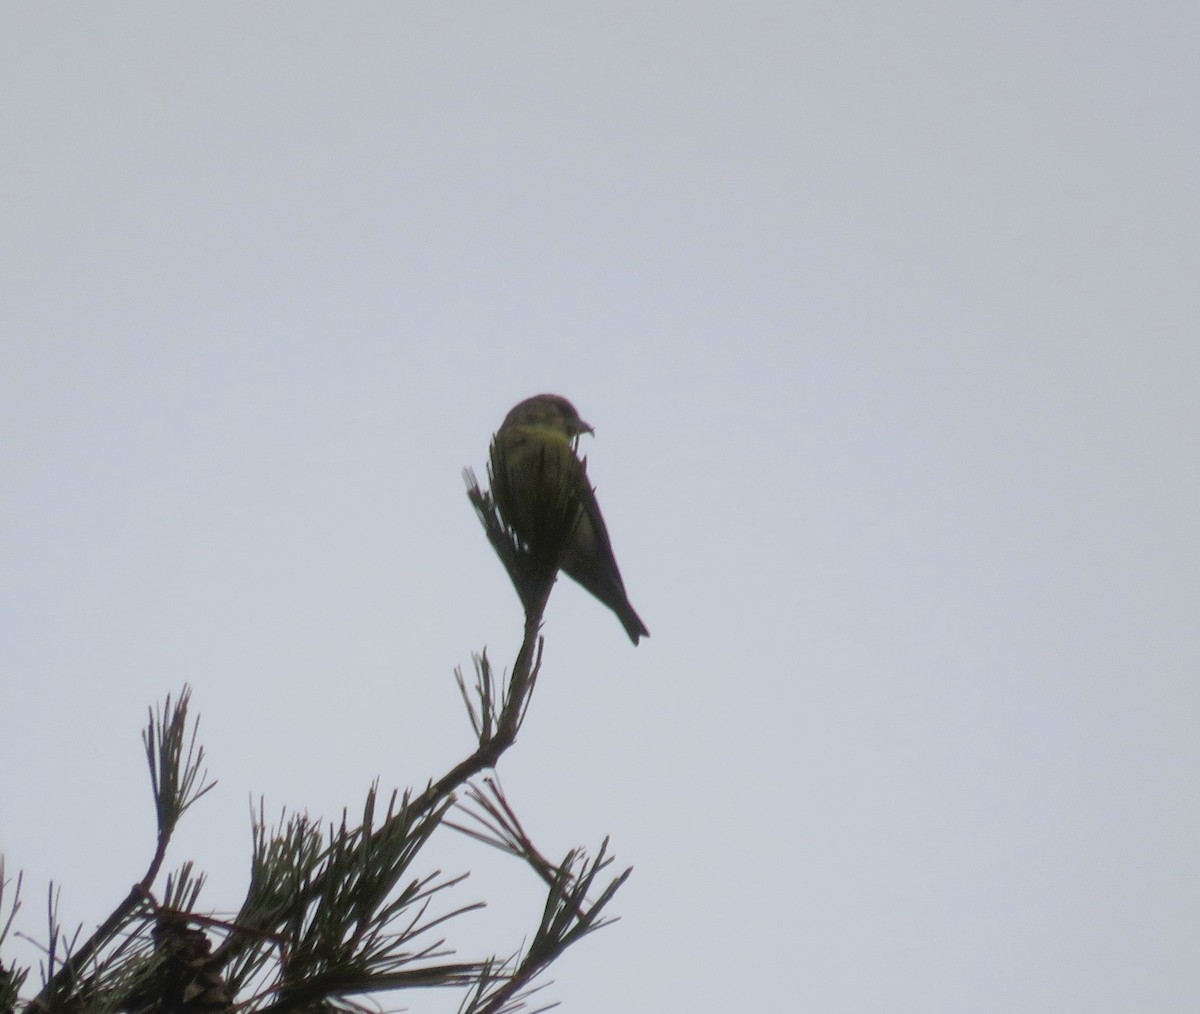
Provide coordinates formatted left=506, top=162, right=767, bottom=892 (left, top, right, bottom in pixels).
left=490, top=394, right=649, bottom=645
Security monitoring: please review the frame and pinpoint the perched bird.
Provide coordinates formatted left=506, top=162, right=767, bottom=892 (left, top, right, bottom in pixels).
left=490, top=394, right=649, bottom=645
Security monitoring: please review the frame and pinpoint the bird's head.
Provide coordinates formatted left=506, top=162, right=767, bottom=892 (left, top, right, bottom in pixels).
left=502, top=394, right=594, bottom=438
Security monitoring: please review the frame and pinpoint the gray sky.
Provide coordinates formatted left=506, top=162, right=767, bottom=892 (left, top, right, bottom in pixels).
left=2, top=4, right=1197, bottom=1012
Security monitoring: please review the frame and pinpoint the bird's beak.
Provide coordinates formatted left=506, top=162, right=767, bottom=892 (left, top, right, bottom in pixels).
left=578, top=419, right=594, bottom=436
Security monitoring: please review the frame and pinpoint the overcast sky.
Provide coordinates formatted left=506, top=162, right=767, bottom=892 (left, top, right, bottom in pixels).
left=2, top=4, right=1197, bottom=1012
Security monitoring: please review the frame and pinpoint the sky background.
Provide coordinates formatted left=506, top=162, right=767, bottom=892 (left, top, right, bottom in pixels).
left=2, top=4, right=1197, bottom=1012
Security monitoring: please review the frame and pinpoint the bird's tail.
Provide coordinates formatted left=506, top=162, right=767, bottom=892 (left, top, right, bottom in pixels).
left=617, top=602, right=650, bottom=646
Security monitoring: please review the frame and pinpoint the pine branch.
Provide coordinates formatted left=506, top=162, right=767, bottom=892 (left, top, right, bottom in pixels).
left=0, top=861, right=26, bottom=1014
left=29, top=689, right=214, bottom=1010
left=448, top=777, right=632, bottom=1014
left=10, top=485, right=632, bottom=1012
